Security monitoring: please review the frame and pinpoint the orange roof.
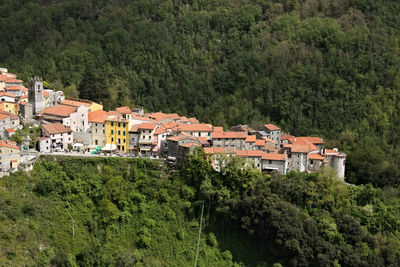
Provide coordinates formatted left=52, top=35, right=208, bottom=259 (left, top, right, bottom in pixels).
left=0, top=92, right=15, bottom=98
left=88, top=110, right=108, bottom=123
left=40, top=105, right=76, bottom=117
left=5, top=128, right=15, bottom=133
left=180, top=142, right=200, bottom=148
left=116, top=106, right=131, bottom=114
left=155, top=127, right=168, bottom=134
left=179, top=116, right=190, bottom=122
left=204, top=147, right=236, bottom=154
left=189, top=118, right=199, bottom=123
left=263, top=137, right=277, bottom=144
left=167, top=134, right=198, bottom=142
left=197, top=137, right=208, bottom=142
left=264, top=124, right=281, bottom=131
left=61, top=99, right=91, bottom=107
left=20, top=94, right=28, bottom=99
left=131, top=114, right=156, bottom=122
left=5, top=79, right=22, bottom=84
left=43, top=91, right=49, bottom=97
left=178, top=124, right=213, bottom=132
left=309, top=154, right=325, bottom=160
left=212, top=131, right=247, bottom=139
left=262, top=153, right=286, bottom=161
left=213, top=126, right=223, bottom=132
left=5, top=85, right=22, bottom=91
left=255, top=140, right=265, bottom=146
left=148, top=112, right=180, bottom=122
left=246, top=135, right=257, bottom=142
left=291, top=144, right=318, bottom=153
left=138, top=123, right=157, bottom=130
left=161, top=122, right=179, bottom=129
left=280, top=133, right=296, bottom=143
left=22, top=87, right=28, bottom=93
left=324, top=149, right=338, bottom=154
left=42, top=123, right=72, bottom=134
left=236, top=150, right=264, bottom=158
left=296, top=137, right=324, bottom=145
left=129, top=124, right=140, bottom=132
left=0, top=140, right=18, bottom=150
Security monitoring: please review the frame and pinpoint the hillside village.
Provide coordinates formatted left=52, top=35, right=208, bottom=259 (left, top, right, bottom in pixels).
left=0, top=68, right=346, bottom=178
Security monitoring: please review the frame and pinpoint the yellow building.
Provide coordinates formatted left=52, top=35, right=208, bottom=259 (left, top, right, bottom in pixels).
left=0, top=140, right=20, bottom=171
left=105, top=113, right=129, bottom=153
left=0, top=101, right=18, bottom=115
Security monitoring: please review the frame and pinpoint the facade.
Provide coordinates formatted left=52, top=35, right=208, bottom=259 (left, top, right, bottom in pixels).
left=263, top=124, right=281, bottom=144
left=38, top=136, right=51, bottom=153
left=42, top=123, right=73, bottom=151
left=0, top=112, right=19, bottom=138
left=40, top=105, right=89, bottom=132
left=28, top=77, right=44, bottom=115
left=137, top=123, right=158, bottom=156
left=105, top=114, right=129, bottom=153
left=167, top=134, right=200, bottom=158
left=89, top=110, right=108, bottom=147
left=176, top=124, right=213, bottom=140
left=211, top=131, right=247, bottom=150
left=0, top=101, right=17, bottom=115
left=0, top=140, right=20, bottom=172
left=261, top=153, right=288, bottom=174
left=128, top=125, right=140, bottom=155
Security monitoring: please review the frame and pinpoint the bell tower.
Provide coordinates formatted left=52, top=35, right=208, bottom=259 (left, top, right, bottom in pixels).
left=28, top=77, right=44, bottom=114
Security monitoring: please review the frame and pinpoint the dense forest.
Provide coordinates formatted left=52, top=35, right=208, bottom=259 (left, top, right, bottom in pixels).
left=0, top=156, right=399, bottom=266
left=1, top=0, right=400, bottom=187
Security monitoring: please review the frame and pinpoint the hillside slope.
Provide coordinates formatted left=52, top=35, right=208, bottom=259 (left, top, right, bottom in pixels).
left=1, top=0, right=400, bottom=186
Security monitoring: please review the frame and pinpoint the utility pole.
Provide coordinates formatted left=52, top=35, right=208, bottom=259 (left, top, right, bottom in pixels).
left=194, top=201, right=204, bottom=267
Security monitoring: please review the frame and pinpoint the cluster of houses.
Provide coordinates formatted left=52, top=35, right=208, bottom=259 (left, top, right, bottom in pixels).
left=0, top=68, right=347, bottom=178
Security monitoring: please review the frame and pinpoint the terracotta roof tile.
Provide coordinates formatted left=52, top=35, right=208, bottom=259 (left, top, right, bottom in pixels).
left=264, top=124, right=281, bottom=131
left=167, top=134, right=198, bottom=142
left=148, top=112, right=180, bottom=121
left=116, top=106, right=131, bottom=114
left=42, top=123, right=72, bottom=134
left=155, top=127, right=168, bottom=134
left=5, top=128, right=15, bottom=133
left=88, top=110, right=108, bottom=123
left=0, top=140, right=18, bottom=150
left=0, top=92, right=15, bottom=98
left=177, top=124, right=213, bottom=132
left=138, top=123, right=157, bottom=130
left=309, top=154, right=325, bottom=160
left=40, top=105, right=76, bottom=117
left=246, top=135, right=257, bottom=142
left=179, top=142, right=200, bottom=148
left=262, top=153, right=286, bottom=161
left=212, top=131, right=247, bottom=139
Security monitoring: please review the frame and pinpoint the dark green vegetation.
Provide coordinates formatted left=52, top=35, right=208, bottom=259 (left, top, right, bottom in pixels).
left=1, top=0, right=400, bottom=186
left=181, top=152, right=400, bottom=266
left=0, top=157, right=235, bottom=266
left=1, top=155, right=399, bottom=266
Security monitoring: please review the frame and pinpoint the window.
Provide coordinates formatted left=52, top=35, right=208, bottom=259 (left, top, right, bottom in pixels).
left=95, top=123, right=98, bottom=127
left=269, top=160, right=272, bottom=164
left=118, top=130, right=121, bottom=135
left=111, top=130, right=114, bottom=134
left=103, top=130, right=105, bottom=134
left=111, top=138, right=114, bottom=142
left=124, top=123, right=126, bottom=128
left=148, top=136, right=151, bottom=139
left=95, top=140, right=98, bottom=145
left=118, top=138, right=121, bottom=143
left=123, top=131, right=125, bottom=135
left=118, top=123, right=121, bottom=127
left=111, top=122, right=114, bottom=126
left=95, top=129, right=98, bottom=133
left=310, top=160, right=314, bottom=164
left=208, top=132, right=210, bottom=136
left=123, top=139, right=125, bottom=143
left=122, top=146, right=125, bottom=151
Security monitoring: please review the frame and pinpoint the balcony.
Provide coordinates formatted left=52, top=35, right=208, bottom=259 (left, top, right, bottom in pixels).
left=139, top=139, right=153, bottom=144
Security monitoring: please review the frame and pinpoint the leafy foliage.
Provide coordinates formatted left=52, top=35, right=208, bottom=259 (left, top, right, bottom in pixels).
left=1, top=0, right=400, bottom=186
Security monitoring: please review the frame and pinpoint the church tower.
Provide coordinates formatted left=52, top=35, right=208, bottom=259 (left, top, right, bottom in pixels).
left=28, top=77, right=44, bottom=114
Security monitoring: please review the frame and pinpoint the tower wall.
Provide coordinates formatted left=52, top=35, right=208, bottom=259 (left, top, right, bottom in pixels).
left=28, top=77, right=44, bottom=115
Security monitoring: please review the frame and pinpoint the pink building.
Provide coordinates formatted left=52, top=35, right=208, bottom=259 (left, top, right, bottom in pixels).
left=42, top=123, right=73, bottom=152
